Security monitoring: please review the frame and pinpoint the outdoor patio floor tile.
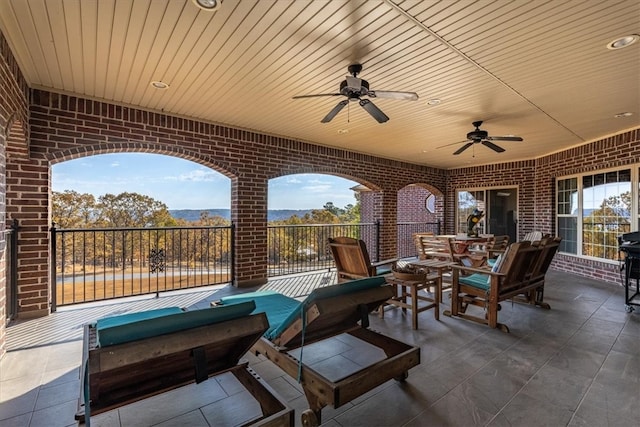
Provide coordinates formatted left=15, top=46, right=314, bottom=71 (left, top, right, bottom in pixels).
left=1, top=269, right=639, bottom=426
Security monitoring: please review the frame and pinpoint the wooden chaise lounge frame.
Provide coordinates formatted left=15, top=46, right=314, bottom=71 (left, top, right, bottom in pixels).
left=218, top=277, right=420, bottom=427
left=76, top=302, right=293, bottom=426
left=444, top=241, right=551, bottom=332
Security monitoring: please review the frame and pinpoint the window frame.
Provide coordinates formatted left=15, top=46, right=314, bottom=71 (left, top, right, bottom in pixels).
left=556, top=165, right=638, bottom=264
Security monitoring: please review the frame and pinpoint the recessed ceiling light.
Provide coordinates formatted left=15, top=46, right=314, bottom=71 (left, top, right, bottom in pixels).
left=337, top=129, right=349, bottom=135
left=607, top=34, right=639, bottom=50
left=192, top=0, right=221, bottom=11
left=614, top=112, right=633, bottom=118
left=150, top=81, right=169, bottom=89
left=426, top=98, right=441, bottom=106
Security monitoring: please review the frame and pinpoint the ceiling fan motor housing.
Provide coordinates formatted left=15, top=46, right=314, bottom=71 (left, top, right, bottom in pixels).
left=467, top=129, right=488, bottom=141
left=340, top=79, right=369, bottom=99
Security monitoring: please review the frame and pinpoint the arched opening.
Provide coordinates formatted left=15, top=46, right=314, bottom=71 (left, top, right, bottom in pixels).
left=397, top=183, right=445, bottom=258
left=50, top=152, right=233, bottom=306
left=267, top=173, right=372, bottom=277
left=52, top=153, right=231, bottom=217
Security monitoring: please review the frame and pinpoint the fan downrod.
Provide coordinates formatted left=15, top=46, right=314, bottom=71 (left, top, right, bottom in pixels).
left=467, top=120, right=488, bottom=140
left=348, top=63, right=363, bottom=77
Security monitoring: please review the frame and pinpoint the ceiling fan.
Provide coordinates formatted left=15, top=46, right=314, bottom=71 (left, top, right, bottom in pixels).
left=439, top=121, right=523, bottom=155
left=292, top=64, right=419, bottom=123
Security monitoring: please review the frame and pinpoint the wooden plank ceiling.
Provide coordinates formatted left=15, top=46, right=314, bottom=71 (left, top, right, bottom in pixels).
left=0, top=0, right=638, bottom=169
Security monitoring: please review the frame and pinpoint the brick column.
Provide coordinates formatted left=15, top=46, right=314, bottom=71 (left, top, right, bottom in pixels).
left=5, top=155, right=50, bottom=318
left=378, top=189, right=398, bottom=261
left=231, top=177, right=268, bottom=287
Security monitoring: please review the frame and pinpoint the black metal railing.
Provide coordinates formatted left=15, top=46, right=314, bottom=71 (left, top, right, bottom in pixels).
left=397, top=221, right=441, bottom=258
left=49, top=221, right=439, bottom=306
left=4, top=220, right=18, bottom=322
left=267, top=222, right=380, bottom=276
left=51, top=224, right=232, bottom=308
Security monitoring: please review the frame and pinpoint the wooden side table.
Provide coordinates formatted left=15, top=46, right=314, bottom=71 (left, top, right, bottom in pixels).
left=408, top=259, right=457, bottom=305
left=382, top=271, right=441, bottom=329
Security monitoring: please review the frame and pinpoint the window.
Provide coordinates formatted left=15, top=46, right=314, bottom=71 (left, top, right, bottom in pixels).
left=425, top=194, right=436, bottom=213
left=557, top=177, right=578, bottom=254
left=556, top=168, right=633, bottom=261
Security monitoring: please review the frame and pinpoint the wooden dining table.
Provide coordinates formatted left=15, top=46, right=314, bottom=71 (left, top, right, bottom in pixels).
left=437, top=235, right=488, bottom=254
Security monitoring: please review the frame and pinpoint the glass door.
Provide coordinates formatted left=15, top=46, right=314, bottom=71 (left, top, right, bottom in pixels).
left=487, top=188, right=518, bottom=243
left=456, top=188, right=518, bottom=242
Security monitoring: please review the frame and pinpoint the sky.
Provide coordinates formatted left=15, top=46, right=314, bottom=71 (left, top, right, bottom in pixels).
left=52, top=153, right=359, bottom=210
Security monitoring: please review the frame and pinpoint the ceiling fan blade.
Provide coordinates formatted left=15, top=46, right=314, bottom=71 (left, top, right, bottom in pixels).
left=321, top=100, right=349, bottom=123
left=487, top=135, right=523, bottom=141
left=293, top=93, right=342, bottom=99
left=482, top=140, right=506, bottom=153
left=346, top=76, right=361, bottom=90
left=359, top=99, right=389, bottom=123
left=368, top=90, right=419, bottom=101
left=453, top=142, right=474, bottom=155
left=437, top=140, right=469, bottom=149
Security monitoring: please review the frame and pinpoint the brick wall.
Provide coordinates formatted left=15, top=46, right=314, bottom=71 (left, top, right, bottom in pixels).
left=2, top=26, right=639, bottom=359
left=536, top=129, right=640, bottom=284
left=22, top=89, right=446, bottom=307
left=445, top=129, right=640, bottom=284
left=397, top=185, right=440, bottom=223
left=0, top=31, right=30, bottom=358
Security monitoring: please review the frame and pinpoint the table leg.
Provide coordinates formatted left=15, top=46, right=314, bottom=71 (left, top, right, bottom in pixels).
left=410, top=284, right=418, bottom=329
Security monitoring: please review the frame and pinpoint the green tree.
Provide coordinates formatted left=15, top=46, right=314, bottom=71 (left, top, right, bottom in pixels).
left=52, top=190, right=96, bottom=228
left=96, top=192, right=177, bottom=228
left=583, top=191, right=631, bottom=259
left=323, top=202, right=343, bottom=217
left=197, top=211, right=231, bottom=226
left=339, top=203, right=360, bottom=223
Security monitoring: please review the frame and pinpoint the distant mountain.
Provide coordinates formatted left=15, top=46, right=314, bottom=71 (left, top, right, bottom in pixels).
left=169, top=209, right=314, bottom=222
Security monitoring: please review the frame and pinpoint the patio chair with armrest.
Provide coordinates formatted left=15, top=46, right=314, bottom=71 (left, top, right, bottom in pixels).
left=523, top=231, right=544, bottom=242
left=412, top=232, right=435, bottom=259
left=328, top=236, right=397, bottom=283
left=444, top=241, right=543, bottom=332
left=421, top=236, right=456, bottom=262
left=76, top=302, right=293, bottom=426
left=468, top=235, right=510, bottom=267
left=521, top=236, right=562, bottom=308
left=214, top=276, right=420, bottom=427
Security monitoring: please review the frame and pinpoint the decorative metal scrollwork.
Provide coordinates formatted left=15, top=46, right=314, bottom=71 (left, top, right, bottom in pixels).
left=149, top=248, right=166, bottom=273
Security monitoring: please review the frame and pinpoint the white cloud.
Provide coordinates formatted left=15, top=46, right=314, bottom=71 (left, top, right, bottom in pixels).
left=110, top=162, right=120, bottom=167
left=308, top=178, right=331, bottom=185
left=302, top=184, right=332, bottom=193
left=286, top=177, right=302, bottom=184
left=163, top=169, right=220, bottom=182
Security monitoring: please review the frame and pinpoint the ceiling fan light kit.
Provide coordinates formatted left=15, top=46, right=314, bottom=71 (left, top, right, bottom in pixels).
left=293, top=64, right=418, bottom=123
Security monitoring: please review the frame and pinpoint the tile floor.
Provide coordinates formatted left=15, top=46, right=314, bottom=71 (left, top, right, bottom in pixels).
left=1, top=269, right=639, bottom=426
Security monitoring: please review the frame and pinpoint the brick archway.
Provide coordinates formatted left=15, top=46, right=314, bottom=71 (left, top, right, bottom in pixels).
left=47, top=141, right=240, bottom=179
left=9, top=90, right=446, bottom=317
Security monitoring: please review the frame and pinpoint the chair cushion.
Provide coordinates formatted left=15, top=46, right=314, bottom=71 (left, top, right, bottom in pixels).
left=219, top=291, right=302, bottom=340
left=485, top=254, right=504, bottom=284
left=95, top=301, right=256, bottom=347
left=220, top=276, right=387, bottom=340
left=375, top=266, right=393, bottom=276
left=459, top=273, right=491, bottom=291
